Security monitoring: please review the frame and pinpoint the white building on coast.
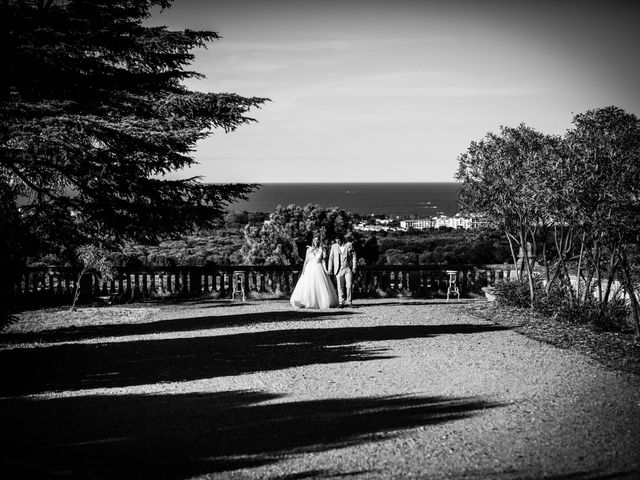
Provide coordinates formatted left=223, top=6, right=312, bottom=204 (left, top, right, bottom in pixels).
left=400, top=214, right=485, bottom=230
left=353, top=214, right=486, bottom=232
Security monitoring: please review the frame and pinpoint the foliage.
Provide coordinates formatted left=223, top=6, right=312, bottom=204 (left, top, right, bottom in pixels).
left=493, top=278, right=542, bottom=309
left=375, top=228, right=509, bottom=266
left=562, top=106, right=640, bottom=334
left=86, top=219, right=510, bottom=268
left=384, top=249, right=417, bottom=265
left=493, top=277, right=630, bottom=332
left=117, top=225, right=246, bottom=267
left=565, top=107, right=640, bottom=243
left=532, top=282, right=571, bottom=318
left=76, top=245, right=115, bottom=278
left=1, top=0, right=267, bottom=253
left=357, top=234, right=381, bottom=265
left=0, top=182, right=31, bottom=326
left=456, top=107, right=640, bottom=337
left=554, top=299, right=630, bottom=333
left=241, top=204, right=355, bottom=265
left=47, top=214, right=509, bottom=268
left=456, top=124, right=564, bottom=306
left=70, top=244, right=115, bottom=310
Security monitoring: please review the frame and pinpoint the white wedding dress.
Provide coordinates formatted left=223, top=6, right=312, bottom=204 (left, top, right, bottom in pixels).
left=290, top=247, right=339, bottom=309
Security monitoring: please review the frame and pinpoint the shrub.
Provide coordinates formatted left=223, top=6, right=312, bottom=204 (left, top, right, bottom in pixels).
left=554, top=299, right=630, bottom=332
left=493, top=276, right=631, bottom=333
left=384, top=249, right=417, bottom=265
left=493, top=277, right=539, bottom=308
left=70, top=245, right=115, bottom=310
left=184, top=254, right=206, bottom=266
left=534, top=282, right=570, bottom=317
left=591, top=301, right=630, bottom=332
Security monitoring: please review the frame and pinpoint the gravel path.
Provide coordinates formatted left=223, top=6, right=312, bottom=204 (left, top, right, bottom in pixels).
left=1, top=299, right=639, bottom=479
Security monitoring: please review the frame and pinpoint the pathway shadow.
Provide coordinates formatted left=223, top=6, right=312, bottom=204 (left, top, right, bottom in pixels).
left=1, top=390, right=501, bottom=479
left=276, top=469, right=372, bottom=479
left=355, top=301, right=468, bottom=307
left=0, top=324, right=509, bottom=395
left=0, top=309, right=354, bottom=343
left=538, top=470, right=640, bottom=479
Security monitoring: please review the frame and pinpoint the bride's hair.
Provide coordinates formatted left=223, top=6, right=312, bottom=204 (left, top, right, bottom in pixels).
left=308, top=234, right=325, bottom=252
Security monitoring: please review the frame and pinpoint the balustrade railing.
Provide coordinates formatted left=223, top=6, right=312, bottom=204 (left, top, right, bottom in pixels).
left=11, top=264, right=515, bottom=303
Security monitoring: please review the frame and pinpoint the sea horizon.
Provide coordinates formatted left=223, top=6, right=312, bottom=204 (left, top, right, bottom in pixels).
left=229, top=182, right=460, bottom=217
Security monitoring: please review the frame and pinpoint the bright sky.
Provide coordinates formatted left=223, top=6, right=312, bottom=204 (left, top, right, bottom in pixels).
left=152, top=0, right=640, bottom=183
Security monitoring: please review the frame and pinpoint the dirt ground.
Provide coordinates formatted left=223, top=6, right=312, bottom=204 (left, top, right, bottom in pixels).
left=1, top=298, right=639, bottom=479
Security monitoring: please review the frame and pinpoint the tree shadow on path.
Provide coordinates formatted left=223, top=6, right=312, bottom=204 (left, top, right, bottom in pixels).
left=0, top=324, right=509, bottom=395
left=354, top=300, right=472, bottom=307
left=0, top=309, right=354, bottom=343
left=1, top=390, right=501, bottom=479
left=512, top=469, right=640, bottom=479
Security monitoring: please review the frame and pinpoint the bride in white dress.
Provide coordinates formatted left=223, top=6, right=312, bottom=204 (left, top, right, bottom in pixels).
left=290, top=235, right=339, bottom=309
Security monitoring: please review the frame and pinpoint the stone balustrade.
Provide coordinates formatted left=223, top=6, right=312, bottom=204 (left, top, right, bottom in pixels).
left=11, top=264, right=515, bottom=302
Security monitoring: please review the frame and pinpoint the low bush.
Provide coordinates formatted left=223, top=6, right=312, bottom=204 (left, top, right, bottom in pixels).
left=554, top=299, right=630, bottom=332
left=493, top=277, right=542, bottom=309
left=493, top=276, right=631, bottom=333
left=534, top=282, right=570, bottom=317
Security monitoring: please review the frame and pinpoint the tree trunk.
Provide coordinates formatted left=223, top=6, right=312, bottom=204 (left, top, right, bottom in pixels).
left=505, top=230, right=520, bottom=281
left=541, top=225, right=551, bottom=287
left=619, top=249, right=640, bottom=338
left=580, top=242, right=598, bottom=304
left=545, top=261, right=563, bottom=295
left=582, top=266, right=594, bottom=304
left=519, top=228, right=535, bottom=309
left=70, top=266, right=88, bottom=311
left=576, top=232, right=586, bottom=306
left=553, top=224, right=575, bottom=301
left=594, top=244, right=602, bottom=304
left=603, top=252, right=619, bottom=305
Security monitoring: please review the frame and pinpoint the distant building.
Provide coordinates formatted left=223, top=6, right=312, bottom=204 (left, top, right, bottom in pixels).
left=354, top=216, right=401, bottom=232
left=400, top=214, right=485, bottom=230
left=355, top=214, right=487, bottom=232
left=354, top=224, right=394, bottom=232
left=399, top=219, right=433, bottom=230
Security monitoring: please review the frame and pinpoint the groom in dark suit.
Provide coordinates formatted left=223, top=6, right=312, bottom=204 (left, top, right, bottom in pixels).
left=328, top=233, right=357, bottom=307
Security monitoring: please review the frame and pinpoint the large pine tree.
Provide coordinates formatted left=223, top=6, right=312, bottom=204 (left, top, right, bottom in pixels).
left=1, top=0, right=266, bottom=250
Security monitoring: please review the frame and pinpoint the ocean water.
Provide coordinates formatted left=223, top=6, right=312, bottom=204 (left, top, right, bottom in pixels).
left=229, top=183, right=460, bottom=216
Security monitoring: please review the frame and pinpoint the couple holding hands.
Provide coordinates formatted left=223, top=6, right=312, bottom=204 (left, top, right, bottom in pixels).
left=290, top=233, right=357, bottom=309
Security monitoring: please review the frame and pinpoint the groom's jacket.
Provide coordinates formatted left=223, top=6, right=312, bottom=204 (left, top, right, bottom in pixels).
left=328, top=242, right=357, bottom=276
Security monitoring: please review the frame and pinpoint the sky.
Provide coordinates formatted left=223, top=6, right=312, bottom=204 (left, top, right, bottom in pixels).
left=151, top=0, right=640, bottom=183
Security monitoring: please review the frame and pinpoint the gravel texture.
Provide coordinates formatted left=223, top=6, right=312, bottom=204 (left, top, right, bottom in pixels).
left=465, top=302, right=640, bottom=377
left=1, top=298, right=639, bottom=479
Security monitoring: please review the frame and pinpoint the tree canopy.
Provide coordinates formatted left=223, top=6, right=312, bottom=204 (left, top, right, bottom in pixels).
left=455, top=106, right=640, bottom=335
left=456, top=124, right=563, bottom=296
left=565, top=106, right=640, bottom=244
left=1, top=0, right=267, bottom=252
left=241, top=204, right=355, bottom=265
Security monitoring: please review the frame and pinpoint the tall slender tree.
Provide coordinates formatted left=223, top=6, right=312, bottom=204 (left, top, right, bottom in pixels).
left=455, top=124, right=562, bottom=307
left=565, top=106, right=640, bottom=334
